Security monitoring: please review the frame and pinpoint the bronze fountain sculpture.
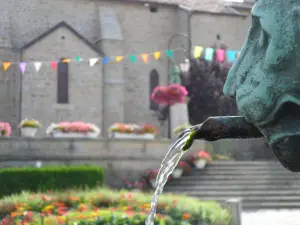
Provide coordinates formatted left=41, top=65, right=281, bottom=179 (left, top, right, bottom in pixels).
left=185, top=0, right=300, bottom=172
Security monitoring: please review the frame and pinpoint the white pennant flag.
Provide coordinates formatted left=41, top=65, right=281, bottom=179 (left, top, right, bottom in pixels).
left=34, top=62, right=42, bottom=72
left=89, top=58, right=98, bottom=67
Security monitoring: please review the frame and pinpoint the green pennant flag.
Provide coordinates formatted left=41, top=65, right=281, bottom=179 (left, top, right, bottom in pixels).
left=129, top=55, right=137, bottom=63
left=75, top=56, right=82, bottom=62
left=166, top=49, right=173, bottom=58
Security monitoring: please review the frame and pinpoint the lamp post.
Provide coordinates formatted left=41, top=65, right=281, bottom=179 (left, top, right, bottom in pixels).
left=167, top=33, right=193, bottom=138
left=167, top=33, right=192, bottom=85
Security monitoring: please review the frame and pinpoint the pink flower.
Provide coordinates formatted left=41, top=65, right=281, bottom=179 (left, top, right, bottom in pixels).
left=0, top=122, right=11, bottom=136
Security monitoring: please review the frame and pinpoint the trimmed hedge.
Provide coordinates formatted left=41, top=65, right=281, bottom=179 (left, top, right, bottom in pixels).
left=0, top=166, right=104, bottom=197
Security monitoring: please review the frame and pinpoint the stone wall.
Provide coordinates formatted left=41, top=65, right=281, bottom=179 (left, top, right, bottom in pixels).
left=0, top=137, right=275, bottom=187
left=0, top=138, right=204, bottom=187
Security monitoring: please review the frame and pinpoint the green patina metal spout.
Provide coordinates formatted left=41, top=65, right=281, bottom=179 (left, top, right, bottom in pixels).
left=190, top=0, right=300, bottom=172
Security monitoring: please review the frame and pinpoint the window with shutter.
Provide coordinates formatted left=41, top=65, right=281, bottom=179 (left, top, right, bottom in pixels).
left=57, top=58, right=69, bottom=104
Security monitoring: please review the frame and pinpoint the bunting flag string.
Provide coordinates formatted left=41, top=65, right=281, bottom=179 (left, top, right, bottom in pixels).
left=0, top=45, right=241, bottom=73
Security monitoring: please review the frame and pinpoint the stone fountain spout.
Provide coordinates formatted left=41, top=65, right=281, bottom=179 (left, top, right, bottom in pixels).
left=191, top=0, right=300, bottom=172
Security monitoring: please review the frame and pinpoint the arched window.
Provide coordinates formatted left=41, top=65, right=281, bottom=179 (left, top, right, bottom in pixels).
left=149, top=69, right=159, bottom=110
left=57, top=58, right=69, bottom=104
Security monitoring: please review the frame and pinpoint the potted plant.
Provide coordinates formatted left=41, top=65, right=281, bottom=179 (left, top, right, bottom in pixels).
left=86, top=123, right=101, bottom=138
left=108, top=123, right=158, bottom=139
left=0, top=122, right=11, bottom=137
left=167, top=84, right=189, bottom=105
left=173, top=124, right=192, bottom=136
left=193, top=150, right=212, bottom=169
left=143, top=169, right=159, bottom=188
left=46, top=121, right=100, bottom=138
left=140, top=123, right=159, bottom=139
left=18, top=119, right=42, bottom=137
left=172, top=161, right=191, bottom=179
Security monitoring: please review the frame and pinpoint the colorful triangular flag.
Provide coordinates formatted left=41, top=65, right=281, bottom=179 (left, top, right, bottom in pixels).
left=116, top=56, right=123, bottom=62
left=75, top=56, right=82, bottom=62
left=34, top=62, right=42, bottom=72
left=50, top=61, right=57, bottom=70
left=216, top=49, right=225, bottom=62
left=129, top=55, right=136, bottom=63
left=204, top=48, right=214, bottom=61
left=166, top=50, right=173, bottom=58
left=227, top=50, right=236, bottom=62
left=19, top=62, right=27, bottom=74
left=62, top=58, right=71, bottom=63
left=102, top=57, right=110, bottom=65
left=89, top=58, right=98, bottom=67
left=194, top=46, right=204, bottom=59
left=3, top=62, right=11, bottom=71
left=140, top=54, right=149, bottom=63
left=153, top=51, right=161, bottom=60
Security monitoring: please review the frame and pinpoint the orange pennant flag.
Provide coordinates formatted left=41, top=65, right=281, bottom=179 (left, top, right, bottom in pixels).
left=3, top=62, right=11, bottom=71
left=116, top=56, right=123, bottom=62
left=140, top=54, right=149, bottom=63
left=62, top=58, right=71, bottom=63
left=153, top=51, right=161, bottom=60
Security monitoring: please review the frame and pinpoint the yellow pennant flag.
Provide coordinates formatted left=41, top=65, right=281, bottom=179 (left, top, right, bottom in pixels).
left=153, top=51, right=161, bottom=60
left=194, top=46, right=204, bottom=59
left=140, top=54, right=149, bottom=63
left=3, top=62, right=11, bottom=71
left=62, top=58, right=71, bottom=63
left=116, top=56, right=123, bottom=62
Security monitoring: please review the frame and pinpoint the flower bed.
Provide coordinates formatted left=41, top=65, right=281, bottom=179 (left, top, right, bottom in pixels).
left=46, top=121, right=100, bottom=138
left=0, top=188, right=232, bottom=225
left=108, top=123, right=158, bottom=139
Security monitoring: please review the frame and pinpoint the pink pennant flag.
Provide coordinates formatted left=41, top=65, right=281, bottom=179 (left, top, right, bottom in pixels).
left=19, top=62, right=27, bottom=74
left=216, top=49, right=225, bottom=62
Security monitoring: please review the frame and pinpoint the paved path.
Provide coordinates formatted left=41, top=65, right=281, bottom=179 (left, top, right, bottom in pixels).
left=242, top=210, right=300, bottom=225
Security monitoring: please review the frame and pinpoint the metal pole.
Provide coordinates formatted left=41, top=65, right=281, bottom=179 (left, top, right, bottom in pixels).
left=167, top=33, right=193, bottom=138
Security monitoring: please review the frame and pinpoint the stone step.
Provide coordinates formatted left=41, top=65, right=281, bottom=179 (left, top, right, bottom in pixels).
left=166, top=190, right=300, bottom=197
left=192, top=195, right=300, bottom=202
left=165, top=184, right=300, bottom=191
left=208, top=161, right=281, bottom=166
left=178, top=174, right=299, bottom=180
left=242, top=201, right=300, bottom=210
left=167, top=179, right=299, bottom=185
left=190, top=170, right=296, bottom=176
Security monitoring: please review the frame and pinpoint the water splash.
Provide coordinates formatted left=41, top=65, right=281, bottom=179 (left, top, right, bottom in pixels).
left=145, top=129, right=194, bottom=225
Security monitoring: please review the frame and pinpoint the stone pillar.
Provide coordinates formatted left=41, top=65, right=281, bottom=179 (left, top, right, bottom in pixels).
left=224, top=198, right=242, bottom=225
left=170, top=103, right=189, bottom=138
left=96, top=5, right=125, bottom=137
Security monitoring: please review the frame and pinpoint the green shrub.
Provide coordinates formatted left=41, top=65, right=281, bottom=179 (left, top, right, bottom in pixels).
left=0, top=166, right=104, bottom=197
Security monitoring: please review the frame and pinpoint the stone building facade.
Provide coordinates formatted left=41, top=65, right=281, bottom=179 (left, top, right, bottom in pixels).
left=0, top=0, right=253, bottom=136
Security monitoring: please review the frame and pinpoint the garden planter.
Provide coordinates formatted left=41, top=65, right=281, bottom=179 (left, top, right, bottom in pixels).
left=21, top=127, right=38, bottom=137
left=87, top=132, right=100, bottom=138
left=53, top=132, right=88, bottom=138
left=195, top=159, right=207, bottom=169
left=110, top=132, right=155, bottom=140
left=150, top=180, right=157, bottom=188
left=172, top=168, right=183, bottom=179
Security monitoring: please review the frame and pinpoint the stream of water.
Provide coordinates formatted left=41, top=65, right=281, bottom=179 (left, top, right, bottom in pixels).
left=145, top=128, right=194, bottom=225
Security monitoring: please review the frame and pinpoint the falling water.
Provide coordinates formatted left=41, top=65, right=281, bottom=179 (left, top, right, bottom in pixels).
left=145, top=128, right=195, bottom=225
